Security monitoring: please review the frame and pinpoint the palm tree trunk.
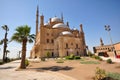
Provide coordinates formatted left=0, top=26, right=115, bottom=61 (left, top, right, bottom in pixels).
left=20, top=39, right=27, bottom=69
left=3, top=32, right=7, bottom=62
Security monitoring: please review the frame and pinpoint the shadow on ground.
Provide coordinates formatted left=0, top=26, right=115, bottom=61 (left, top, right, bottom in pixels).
left=12, top=61, right=21, bottom=63
left=0, top=66, right=15, bottom=69
left=28, top=66, right=73, bottom=72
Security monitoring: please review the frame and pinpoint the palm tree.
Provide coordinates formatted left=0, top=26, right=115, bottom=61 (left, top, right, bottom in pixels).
left=5, top=50, right=10, bottom=58
left=11, top=25, right=35, bottom=69
left=0, top=25, right=9, bottom=62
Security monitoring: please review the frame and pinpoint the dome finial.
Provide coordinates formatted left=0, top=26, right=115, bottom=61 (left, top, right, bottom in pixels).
left=66, top=22, right=69, bottom=27
left=61, top=13, right=64, bottom=22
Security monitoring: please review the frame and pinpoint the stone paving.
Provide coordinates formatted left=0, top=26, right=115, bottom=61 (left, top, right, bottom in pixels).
left=0, top=60, right=77, bottom=80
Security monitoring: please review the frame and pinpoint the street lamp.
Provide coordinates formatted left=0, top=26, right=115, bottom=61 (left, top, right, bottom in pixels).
left=104, top=25, right=116, bottom=57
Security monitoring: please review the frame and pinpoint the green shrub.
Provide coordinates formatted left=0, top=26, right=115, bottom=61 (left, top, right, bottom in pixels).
left=95, top=56, right=100, bottom=59
left=98, top=58, right=103, bottom=61
left=80, top=61, right=100, bottom=64
left=92, top=55, right=102, bottom=61
left=74, top=56, right=81, bottom=59
left=94, top=67, right=106, bottom=80
left=107, top=72, right=120, bottom=80
left=41, top=57, right=45, bottom=61
left=88, top=51, right=93, bottom=57
left=65, top=56, right=70, bottom=60
left=91, top=55, right=96, bottom=58
left=25, top=59, right=29, bottom=66
left=65, top=54, right=74, bottom=60
left=46, top=52, right=50, bottom=58
left=5, top=57, right=11, bottom=62
left=10, top=58, right=20, bottom=61
left=70, top=54, right=74, bottom=59
left=65, top=54, right=80, bottom=60
left=68, top=57, right=74, bottom=60
left=56, top=59, right=64, bottom=63
left=106, top=59, right=112, bottom=64
left=0, top=61, right=4, bottom=65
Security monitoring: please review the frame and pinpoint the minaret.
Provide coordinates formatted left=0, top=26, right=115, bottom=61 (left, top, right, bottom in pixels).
left=100, top=38, right=104, bottom=46
left=80, top=24, right=85, bottom=43
left=61, top=13, right=64, bottom=22
left=80, top=24, right=83, bottom=33
left=79, top=24, right=87, bottom=56
left=40, top=14, right=44, bottom=27
left=36, top=5, right=39, bottom=37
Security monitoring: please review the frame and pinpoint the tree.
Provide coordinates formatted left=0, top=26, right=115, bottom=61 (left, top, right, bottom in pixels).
left=46, top=51, right=50, bottom=59
left=0, top=25, right=9, bottom=62
left=11, top=25, right=35, bottom=69
left=5, top=50, right=10, bottom=57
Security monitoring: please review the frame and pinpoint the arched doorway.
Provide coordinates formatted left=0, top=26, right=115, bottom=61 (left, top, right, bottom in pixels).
left=98, top=52, right=109, bottom=57
left=66, top=51, right=69, bottom=56
left=52, top=52, right=54, bottom=57
left=77, top=51, right=79, bottom=56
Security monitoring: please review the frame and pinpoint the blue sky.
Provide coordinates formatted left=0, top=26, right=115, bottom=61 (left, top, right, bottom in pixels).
left=0, top=0, right=120, bottom=58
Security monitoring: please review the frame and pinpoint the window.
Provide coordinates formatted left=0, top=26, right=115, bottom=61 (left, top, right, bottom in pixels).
left=51, top=39, right=54, bottom=43
left=66, top=43, right=68, bottom=48
left=51, top=34, right=54, bottom=36
left=47, top=33, right=49, bottom=36
left=76, top=44, right=78, bottom=48
left=47, top=39, right=49, bottom=43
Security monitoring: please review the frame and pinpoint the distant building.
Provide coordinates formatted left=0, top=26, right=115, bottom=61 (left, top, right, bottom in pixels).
left=30, top=6, right=87, bottom=58
left=93, top=38, right=120, bottom=57
left=114, top=42, right=120, bottom=55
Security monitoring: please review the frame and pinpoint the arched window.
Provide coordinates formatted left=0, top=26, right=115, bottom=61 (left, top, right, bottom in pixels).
left=47, top=39, right=49, bottom=43
left=51, top=39, right=54, bottom=43
left=66, top=43, right=68, bottom=48
left=76, top=44, right=78, bottom=48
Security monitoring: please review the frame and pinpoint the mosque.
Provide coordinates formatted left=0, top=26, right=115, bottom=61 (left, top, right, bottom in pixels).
left=30, top=6, right=87, bottom=58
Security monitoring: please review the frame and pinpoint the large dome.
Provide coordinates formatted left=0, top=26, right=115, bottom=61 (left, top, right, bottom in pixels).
left=51, top=17, right=62, bottom=22
left=52, top=23, right=69, bottom=28
left=60, top=31, right=73, bottom=35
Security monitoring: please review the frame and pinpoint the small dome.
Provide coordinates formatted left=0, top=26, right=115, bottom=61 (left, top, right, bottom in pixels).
left=51, top=17, right=62, bottom=22
left=73, top=27, right=77, bottom=30
left=52, top=23, right=69, bottom=28
left=60, top=31, right=73, bottom=35
left=44, top=23, right=49, bottom=25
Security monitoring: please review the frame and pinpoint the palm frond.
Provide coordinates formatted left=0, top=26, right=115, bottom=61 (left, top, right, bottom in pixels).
left=1, top=25, right=9, bottom=31
left=27, top=34, right=35, bottom=43
left=11, top=25, right=33, bottom=43
left=0, top=39, right=4, bottom=45
left=6, top=50, right=10, bottom=53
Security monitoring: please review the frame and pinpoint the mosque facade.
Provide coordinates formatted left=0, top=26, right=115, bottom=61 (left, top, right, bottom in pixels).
left=30, top=6, right=87, bottom=58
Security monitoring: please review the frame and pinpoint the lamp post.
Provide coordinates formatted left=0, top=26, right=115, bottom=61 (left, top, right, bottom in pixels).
left=104, top=25, right=116, bottom=58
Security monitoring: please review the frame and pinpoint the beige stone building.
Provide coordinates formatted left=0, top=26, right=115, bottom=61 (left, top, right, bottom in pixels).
left=30, top=6, right=87, bottom=58
left=114, top=42, right=120, bottom=55
left=93, top=38, right=120, bottom=57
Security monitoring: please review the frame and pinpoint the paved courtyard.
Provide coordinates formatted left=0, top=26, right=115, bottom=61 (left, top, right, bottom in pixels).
left=0, top=57, right=120, bottom=80
left=0, top=60, right=77, bottom=80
